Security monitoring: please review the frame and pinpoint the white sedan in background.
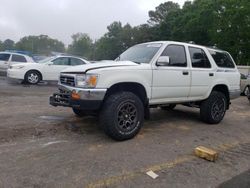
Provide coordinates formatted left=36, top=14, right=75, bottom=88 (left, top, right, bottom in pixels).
left=7, top=56, right=89, bottom=84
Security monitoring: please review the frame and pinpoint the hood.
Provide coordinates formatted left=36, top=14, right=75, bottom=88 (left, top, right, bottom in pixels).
left=61, top=60, right=139, bottom=73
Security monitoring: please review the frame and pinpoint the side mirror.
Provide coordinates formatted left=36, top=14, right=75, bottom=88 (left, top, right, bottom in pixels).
left=47, top=62, right=53, bottom=65
left=156, top=56, right=170, bottom=66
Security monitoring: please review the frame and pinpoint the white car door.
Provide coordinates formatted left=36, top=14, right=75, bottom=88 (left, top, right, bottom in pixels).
left=10, top=54, right=28, bottom=66
left=42, top=57, right=70, bottom=80
left=151, top=44, right=191, bottom=104
left=0, top=53, right=11, bottom=71
left=188, top=47, right=215, bottom=99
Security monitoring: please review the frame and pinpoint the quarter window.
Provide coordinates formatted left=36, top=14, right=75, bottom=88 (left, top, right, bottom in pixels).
left=0, top=53, right=11, bottom=61
left=161, top=45, right=187, bottom=67
left=209, top=50, right=235, bottom=68
left=52, top=57, right=70, bottom=65
left=189, top=47, right=211, bottom=68
left=12, top=55, right=27, bottom=62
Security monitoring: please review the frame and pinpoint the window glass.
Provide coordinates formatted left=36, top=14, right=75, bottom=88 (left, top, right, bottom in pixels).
left=70, top=58, right=84, bottom=66
left=52, top=57, right=69, bottom=65
left=11, top=54, right=27, bottom=62
left=119, top=43, right=162, bottom=64
left=209, top=50, right=235, bottom=68
left=0, top=53, right=10, bottom=61
left=161, top=45, right=187, bottom=67
left=189, top=47, right=211, bottom=68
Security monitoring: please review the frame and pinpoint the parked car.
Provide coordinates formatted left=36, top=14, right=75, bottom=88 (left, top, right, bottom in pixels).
left=0, top=52, right=34, bottom=73
left=240, top=73, right=250, bottom=96
left=7, top=56, right=89, bottom=84
left=50, top=41, right=240, bottom=141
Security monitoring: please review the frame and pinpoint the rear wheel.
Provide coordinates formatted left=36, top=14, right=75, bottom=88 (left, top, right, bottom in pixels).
left=100, top=92, right=144, bottom=141
left=25, top=70, right=41, bottom=84
left=200, top=91, right=227, bottom=124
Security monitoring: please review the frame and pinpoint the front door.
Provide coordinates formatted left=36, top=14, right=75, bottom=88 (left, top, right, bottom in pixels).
left=151, top=44, right=191, bottom=104
left=43, top=57, right=70, bottom=80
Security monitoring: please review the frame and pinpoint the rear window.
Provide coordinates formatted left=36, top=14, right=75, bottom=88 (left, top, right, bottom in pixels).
left=12, top=54, right=27, bottom=62
left=209, top=50, right=235, bottom=68
left=0, top=53, right=11, bottom=61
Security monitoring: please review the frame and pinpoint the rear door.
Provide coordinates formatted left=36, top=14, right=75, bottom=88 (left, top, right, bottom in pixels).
left=151, top=44, right=191, bottom=104
left=188, top=47, right=215, bottom=99
left=10, top=54, right=27, bottom=66
left=0, top=53, right=11, bottom=71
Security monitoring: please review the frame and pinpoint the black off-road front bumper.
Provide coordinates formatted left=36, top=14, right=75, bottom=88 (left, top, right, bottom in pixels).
left=49, top=84, right=107, bottom=111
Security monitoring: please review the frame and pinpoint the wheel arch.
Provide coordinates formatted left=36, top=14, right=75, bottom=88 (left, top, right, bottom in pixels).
left=25, top=69, right=43, bottom=80
left=104, top=82, right=148, bottom=106
left=211, top=84, right=230, bottom=108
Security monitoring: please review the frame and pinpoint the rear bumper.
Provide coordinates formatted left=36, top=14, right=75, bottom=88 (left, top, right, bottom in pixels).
left=229, top=89, right=241, bottom=100
left=49, top=84, right=107, bottom=110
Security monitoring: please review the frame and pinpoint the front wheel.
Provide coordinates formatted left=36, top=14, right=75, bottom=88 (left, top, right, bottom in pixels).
left=100, top=92, right=144, bottom=141
left=200, top=91, right=227, bottom=124
left=24, top=71, right=41, bottom=84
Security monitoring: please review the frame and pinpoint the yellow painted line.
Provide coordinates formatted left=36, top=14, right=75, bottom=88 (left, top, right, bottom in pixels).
left=86, top=141, right=243, bottom=188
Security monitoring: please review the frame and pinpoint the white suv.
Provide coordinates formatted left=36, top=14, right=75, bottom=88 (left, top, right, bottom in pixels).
left=50, top=41, right=241, bottom=141
left=0, top=52, right=34, bottom=73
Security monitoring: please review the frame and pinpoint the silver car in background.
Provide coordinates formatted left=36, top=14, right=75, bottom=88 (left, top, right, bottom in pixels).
left=240, top=73, right=250, bottom=96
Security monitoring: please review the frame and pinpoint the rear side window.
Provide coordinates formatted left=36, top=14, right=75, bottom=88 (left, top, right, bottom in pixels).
left=0, top=53, right=11, bottom=61
left=12, top=54, right=27, bottom=62
left=52, top=57, right=70, bottom=65
left=161, top=45, right=187, bottom=67
left=70, top=58, right=85, bottom=66
left=209, top=50, right=235, bottom=68
left=189, top=47, right=211, bottom=68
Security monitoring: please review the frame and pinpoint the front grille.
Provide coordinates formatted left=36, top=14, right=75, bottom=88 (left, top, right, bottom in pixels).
left=60, top=75, right=75, bottom=87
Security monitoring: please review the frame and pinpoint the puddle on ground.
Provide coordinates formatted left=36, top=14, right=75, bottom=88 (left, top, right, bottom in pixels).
left=38, top=116, right=66, bottom=121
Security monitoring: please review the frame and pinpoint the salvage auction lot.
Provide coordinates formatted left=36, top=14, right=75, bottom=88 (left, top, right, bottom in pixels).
left=0, top=76, right=250, bottom=187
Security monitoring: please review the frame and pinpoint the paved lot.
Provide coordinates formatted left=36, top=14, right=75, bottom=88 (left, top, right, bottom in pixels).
left=0, top=76, right=250, bottom=188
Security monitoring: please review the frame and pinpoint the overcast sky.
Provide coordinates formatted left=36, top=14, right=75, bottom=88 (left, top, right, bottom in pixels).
left=0, top=0, right=186, bottom=45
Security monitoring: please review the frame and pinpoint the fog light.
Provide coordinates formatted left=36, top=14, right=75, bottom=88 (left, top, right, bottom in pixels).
left=71, top=90, right=80, bottom=100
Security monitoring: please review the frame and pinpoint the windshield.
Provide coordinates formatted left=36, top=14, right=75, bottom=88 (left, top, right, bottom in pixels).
left=117, top=43, right=162, bottom=64
left=38, top=56, right=54, bottom=64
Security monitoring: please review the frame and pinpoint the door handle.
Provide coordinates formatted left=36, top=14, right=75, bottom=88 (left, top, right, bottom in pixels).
left=209, top=73, right=214, bottom=77
left=183, top=71, right=189, bottom=75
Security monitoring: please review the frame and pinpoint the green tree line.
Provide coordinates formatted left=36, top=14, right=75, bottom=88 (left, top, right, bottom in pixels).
left=0, top=0, right=249, bottom=65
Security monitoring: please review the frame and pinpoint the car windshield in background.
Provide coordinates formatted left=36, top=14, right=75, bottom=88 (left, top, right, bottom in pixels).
left=209, top=50, right=235, bottom=68
left=38, top=57, right=54, bottom=64
left=118, top=43, right=162, bottom=64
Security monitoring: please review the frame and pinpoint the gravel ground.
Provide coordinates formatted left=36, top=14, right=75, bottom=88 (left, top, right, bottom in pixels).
left=0, top=77, right=250, bottom=188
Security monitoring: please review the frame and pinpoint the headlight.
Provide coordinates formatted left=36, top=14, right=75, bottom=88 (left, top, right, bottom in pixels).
left=10, top=65, right=25, bottom=69
left=75, top=74, right=98, bottom=88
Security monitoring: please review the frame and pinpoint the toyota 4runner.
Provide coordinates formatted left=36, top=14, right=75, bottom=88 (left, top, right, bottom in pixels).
left=50, top=41, right=241, bottom=141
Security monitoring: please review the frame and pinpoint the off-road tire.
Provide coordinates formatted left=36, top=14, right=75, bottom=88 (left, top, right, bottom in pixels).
left=72, top=108, right=86, bottom=117
left=24, top=70, right=41, bottom=84
left=161, top=104, right=176, bottom=110
left=200, top=91, right=227, bottom=124
left=100, top=92, right=144, bottom=141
